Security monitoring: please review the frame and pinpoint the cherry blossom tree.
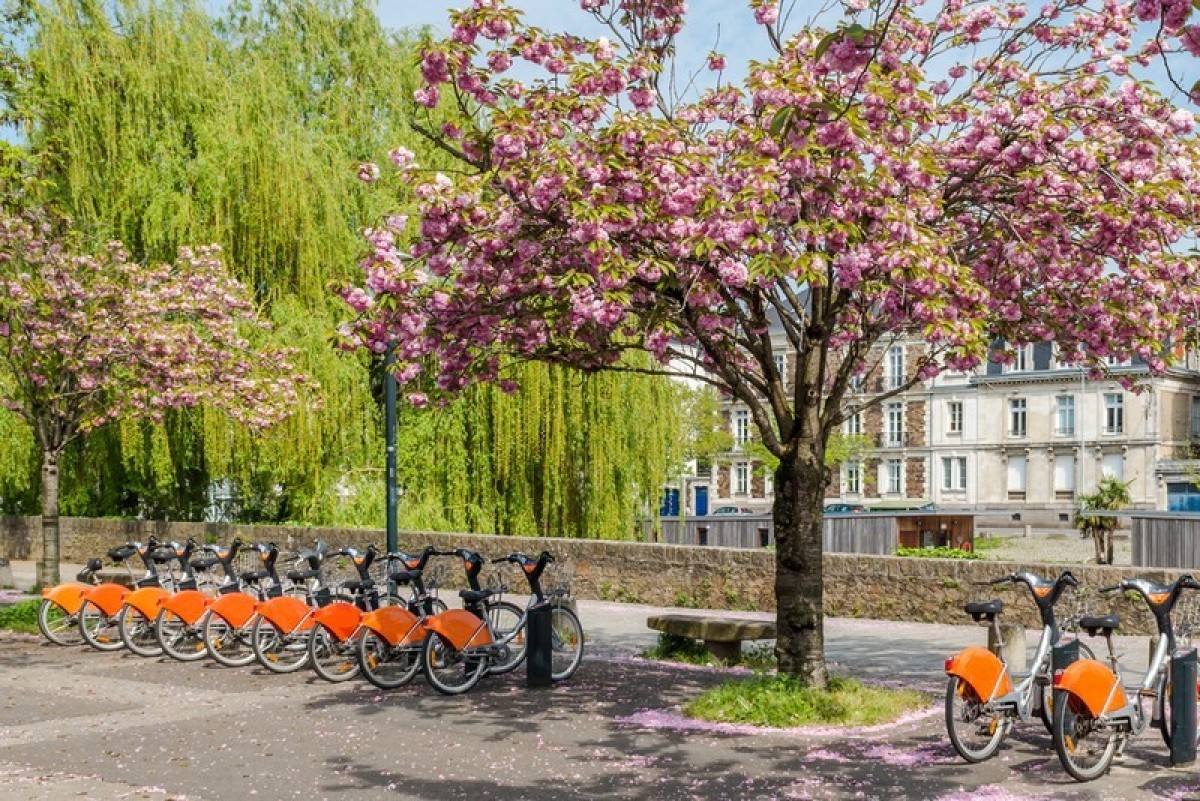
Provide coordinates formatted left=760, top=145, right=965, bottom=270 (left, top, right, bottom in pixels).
left=343, top=0, right=1200, bottom=685
left=0, top=212, right=313, bottom=587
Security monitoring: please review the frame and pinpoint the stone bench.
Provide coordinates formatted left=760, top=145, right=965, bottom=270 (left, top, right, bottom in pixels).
left=647, top=613, right=776, bottom=663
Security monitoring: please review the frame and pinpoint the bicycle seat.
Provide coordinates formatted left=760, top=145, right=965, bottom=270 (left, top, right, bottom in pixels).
left=1080, top=614, right=1120, bottom=636
left=135, top=576, right=161, bottom=588
left=459, top=589, right=495, bottom=604
left=964, top=600, right=1003, bottom=622
left=190, top=555, right=219, bottom=571
left=342, top=579, right=374, bottom=591
left=389, top=570, right=419, bottom=584
left=286, top=568, right=319, bottom=582
left=240, top=569, right=269, bottom=582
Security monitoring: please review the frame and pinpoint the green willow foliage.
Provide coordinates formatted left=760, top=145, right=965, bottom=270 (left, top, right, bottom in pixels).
left=0, top=0, right=686, bottom=538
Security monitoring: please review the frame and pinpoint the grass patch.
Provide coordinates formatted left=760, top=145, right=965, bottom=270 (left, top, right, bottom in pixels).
left=684, top=675, right=929, bottom=728
left=894, top=546, right=981, bottom=560
left=642, top=634, right=779, bottom=670
left=972, top=535, right=1003, bottom=553
left=0, top=599, right=40, bottom=635
left=643, top=633, right=713, bottom=665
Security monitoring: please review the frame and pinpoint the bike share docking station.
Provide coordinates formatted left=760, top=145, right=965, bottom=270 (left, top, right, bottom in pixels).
left=526, top=599, right=552, bottom=688
left=1170, top=648, right=1198, bottom=767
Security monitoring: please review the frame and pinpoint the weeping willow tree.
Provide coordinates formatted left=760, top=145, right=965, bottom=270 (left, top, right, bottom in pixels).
left=0, top=0, right=686, bottom=539
left=389, top=360, right=686, bottom=540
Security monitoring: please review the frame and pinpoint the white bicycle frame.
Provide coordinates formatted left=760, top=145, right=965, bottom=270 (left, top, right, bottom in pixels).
left=984, top=620, right=1057, bottom=720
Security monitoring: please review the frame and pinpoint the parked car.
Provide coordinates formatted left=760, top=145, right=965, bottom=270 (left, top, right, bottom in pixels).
left=824, top=503, right=868, bottom=514
left=710, top=506, right=757, bottom=516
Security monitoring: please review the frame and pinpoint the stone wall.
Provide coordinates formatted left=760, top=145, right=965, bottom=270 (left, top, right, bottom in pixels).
left=1, top=516, right=1189, bottom=634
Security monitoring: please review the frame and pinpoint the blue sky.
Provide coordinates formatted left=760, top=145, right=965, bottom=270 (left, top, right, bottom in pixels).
left=376, top=0, right=769, bottom=88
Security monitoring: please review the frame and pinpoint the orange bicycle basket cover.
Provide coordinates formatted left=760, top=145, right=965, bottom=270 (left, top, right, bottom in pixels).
left=424, top=608, right=493, bottom=651
left=207, top=591, right=259, bottom=629
left=42, top=582, right=90, bottom=616
left=80, top=583, right=129, bottom=618
left=1057, top=659, right=1127, bottom=717
left=256, top=595, right=314, bottom=635
left=311, top=601, right=363, bottom=642
left=159, top=590, right=211, bottom=625
left=945, top=647, right=1014, bottom=702
left=124, top=586, right=169, bottom=619
left=361, top=606, right=422, bottom=646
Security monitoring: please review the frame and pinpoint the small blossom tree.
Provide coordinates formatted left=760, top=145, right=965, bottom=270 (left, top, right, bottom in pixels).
left=344, top=0, right=1200, bottom=686
left=0, top=212, right=313, bottom=587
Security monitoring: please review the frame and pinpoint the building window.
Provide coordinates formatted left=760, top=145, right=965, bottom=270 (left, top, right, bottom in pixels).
left=1007, top=455, right=1027, bottom=500
left=1055, top=396, right=1075, bottom=436
left=733, top=409, right=750, bottom=447
left=942, top=456, right=966, bottom=491
left=1004, top=344, right=1031, bottom=372
left=947, top=401, right=963, bottom=435
left=1054, top=454, right=1076, bottom=499
left=1009, top=398, right=1027, bottom=438
left=773, top=353, right=787, bottom=385
left=843, top=462, right=861, bottom=495
left=1192, top=396, right=1200, bottom=440
left=885, top=459, right=902, bottom=495
left=1101, top=453, right=1124, bottom=481
left=1105, top=355, right=1132, bottom=367
left=886, top=345, right=905, bottom=389
left=844, top=409, right=862, bottom=436
left=733, top=462, right=750, bottom=496
left=1104, top=393, right=1124, bottom=434
left=885, top=402, right=904, bottom=447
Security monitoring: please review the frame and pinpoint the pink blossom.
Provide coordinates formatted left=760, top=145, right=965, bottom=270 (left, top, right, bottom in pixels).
left=357, top=162, right=380, bottom=183
left=754, top=2, right=779, bottom=25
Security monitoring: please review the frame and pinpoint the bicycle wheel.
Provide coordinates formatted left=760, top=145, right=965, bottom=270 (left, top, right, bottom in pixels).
left=156, top=608, right=208, bottom=662
left=308, top=622, right=361, bottom=682
left=78, top=599, right=124, bottom=652
left=202, top=611, right=257, bottom=667
left=486, top=601, right=527, bottom=675
left=118, top=605, right=163, bottom=657
left=358, top=630, right=422, bottom=690
left=1038, top=641, right=1096, bottom=732
left=38, top=598, right=83, bottom=646
left=945, top=676, right=1008, bottom=762
left=1053, top=692, right=1118, bottom=781
left=422, top=632, right=487, bottom=695
left=550, top=605, right=585, bottom=681
left=252, top=615, right=310, bottom=673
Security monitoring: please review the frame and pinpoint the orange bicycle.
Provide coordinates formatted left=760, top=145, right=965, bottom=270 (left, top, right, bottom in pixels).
left=37, top=557, right=104, bottom=646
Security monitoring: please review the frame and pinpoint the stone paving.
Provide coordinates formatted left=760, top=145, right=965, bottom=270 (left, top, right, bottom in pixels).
left=2, top=590, right=1199, bottom=800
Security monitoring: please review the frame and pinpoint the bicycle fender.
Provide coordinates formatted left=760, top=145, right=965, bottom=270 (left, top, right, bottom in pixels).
left=124, top=586, right=169, bottom=619
left=207, top=591, right=258, bottom=629
left=360, top=606, right=422, bottom=647
left=310, top=601, right=362, bottom=643
left=424, top=608, right=493, bottom=651
left=945, top=647, right=1013, bottom=702
left=80, top=583, right=129, bottom=618
left=41, top=582, right=89, bottom=616
left=1056, top=659, right=1127, bottom=717
left=256, top=595, right=314, bottom=635
left=158, top=589, right=210, bottom=626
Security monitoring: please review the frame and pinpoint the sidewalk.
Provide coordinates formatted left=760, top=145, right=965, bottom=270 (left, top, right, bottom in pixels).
left=4, top=561, right=85, bottom=595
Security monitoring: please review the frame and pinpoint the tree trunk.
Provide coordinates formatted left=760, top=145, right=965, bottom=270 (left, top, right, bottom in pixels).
left=773, top=449, right=829, bottom=688
left=1091, top=528, right=1103, bottom=564
left=37, top=451, right=62, bottom=589
left=1105, top=529, right=1114, bottom=565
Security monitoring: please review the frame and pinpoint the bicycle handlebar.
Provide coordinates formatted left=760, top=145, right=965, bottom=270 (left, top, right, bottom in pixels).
left=1098, top=584, right=1123, bottom=594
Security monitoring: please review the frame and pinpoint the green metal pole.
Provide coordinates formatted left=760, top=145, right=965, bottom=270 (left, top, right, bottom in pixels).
left=385, top=344, right=398, bottom=554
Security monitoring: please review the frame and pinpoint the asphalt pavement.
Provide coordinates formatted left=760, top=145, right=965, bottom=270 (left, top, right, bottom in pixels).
left=0, top=563, right=1197, bottom=800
